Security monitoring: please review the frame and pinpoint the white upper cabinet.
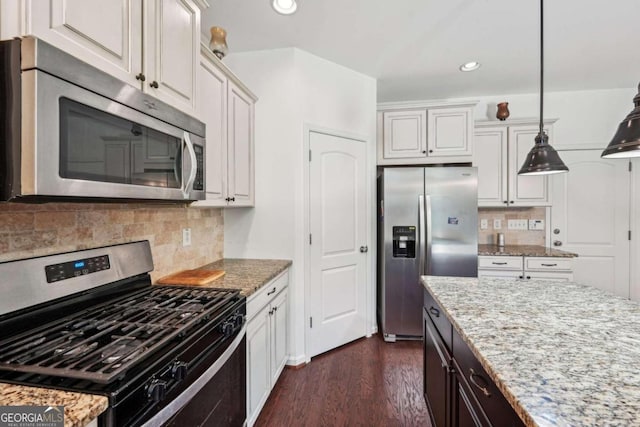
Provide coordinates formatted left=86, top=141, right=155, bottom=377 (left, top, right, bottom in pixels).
left=197, top=50, right=228, bottom=204
left=21, top=0, right=200, bottom=115
left=228, top=80, right=255, bottom=207
left=193, top=44, right=257, bottom=208
left=475, top=126, right=508, bottom=205
left=382, top=110, right=427, bottom=159
left=427, top=106, right=473, bottom=157
left=508, top=124, right=552, bottom=205
left=377, top=102, right=476, bottom=165
left=474, top=119, right=555, bottom=207
left=143, top=0, right=199, bottom=113
left=30, top=0, right=142, bottom=87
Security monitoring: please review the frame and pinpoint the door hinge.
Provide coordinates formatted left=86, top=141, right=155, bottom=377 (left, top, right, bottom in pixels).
left=309, top=150, right=312, bottom=162
left=629, top=162, right=633, bottom=172
left=309, top=234, right=312, bottom=244
left=310, top=317, right=313, bottom=328
left=629, top=230, right=632, bottom=241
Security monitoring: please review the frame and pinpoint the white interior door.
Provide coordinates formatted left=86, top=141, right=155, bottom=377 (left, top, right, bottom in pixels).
left=308, top=131, right=367, bottom=358
left=551, top=150, right=630, bottom=297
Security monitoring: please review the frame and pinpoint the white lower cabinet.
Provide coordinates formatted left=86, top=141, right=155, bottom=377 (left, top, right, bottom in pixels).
left=478, top=256, right=573, bottom=281
left=246, top=270, right=289, bottom=426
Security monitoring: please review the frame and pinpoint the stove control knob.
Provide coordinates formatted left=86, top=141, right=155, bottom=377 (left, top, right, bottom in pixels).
left=146, top=379, right=167, bottom=402
left=171, top=361, right=188, bottom=381
left=221, top=321, right=234, bottom=336
left=233, top=313, right=245, bottom=328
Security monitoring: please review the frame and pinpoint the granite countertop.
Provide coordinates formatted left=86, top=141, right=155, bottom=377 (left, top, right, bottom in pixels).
left=0, top=383, right=108, bottom=427
left=421, top=275, right=640, bottom=427
left=190, top=258, right=292, bottom=296
left=478, top=244, right=577, bottom=258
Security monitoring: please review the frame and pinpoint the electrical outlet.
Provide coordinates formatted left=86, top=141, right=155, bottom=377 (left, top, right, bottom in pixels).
left=493, top=219, right=502, bottom=230
left=480, top=219, right=488, bottom=230
left=528, top=219, right=545, bottom=230
left=182, top=228, right=192, bottom=247
left=507, top=219, right=528, bottom=230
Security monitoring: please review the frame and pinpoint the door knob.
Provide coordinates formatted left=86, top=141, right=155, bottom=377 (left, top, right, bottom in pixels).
left=553, top=240, right=562, bottom=247
left=360, top=246, right=368, bottom=253
left=553, top=228, right=560, bottom=235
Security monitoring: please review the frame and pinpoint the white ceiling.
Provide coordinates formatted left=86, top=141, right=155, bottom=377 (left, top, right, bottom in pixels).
left=202, top=0, right=640, bottom=102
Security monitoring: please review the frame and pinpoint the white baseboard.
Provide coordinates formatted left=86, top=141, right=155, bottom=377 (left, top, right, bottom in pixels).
left=286, top=354, right=307, bottom=367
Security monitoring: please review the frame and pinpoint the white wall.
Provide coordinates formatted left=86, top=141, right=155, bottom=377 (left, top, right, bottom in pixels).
left=223, top=48, right=377, bottom=364
left=445, top=87, right=634, bottom=149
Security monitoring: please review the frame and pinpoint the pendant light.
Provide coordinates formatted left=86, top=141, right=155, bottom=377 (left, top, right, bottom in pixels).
left=601, top=84, right=640, bottom=158
left=518, top=0, right=568, bottom=176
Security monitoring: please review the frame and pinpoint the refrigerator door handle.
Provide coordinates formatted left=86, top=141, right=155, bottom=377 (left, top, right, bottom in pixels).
left=425, top=195, right=433, bottom=275
left=419, top=195, right=426, bottom=276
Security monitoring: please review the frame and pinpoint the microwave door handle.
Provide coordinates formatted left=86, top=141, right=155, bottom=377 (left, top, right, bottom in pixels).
left=182, top=132, right=197, bottom=199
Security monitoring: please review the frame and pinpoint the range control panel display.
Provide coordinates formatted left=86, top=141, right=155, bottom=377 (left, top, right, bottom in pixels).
left=45, top=255, right=111, bottom=283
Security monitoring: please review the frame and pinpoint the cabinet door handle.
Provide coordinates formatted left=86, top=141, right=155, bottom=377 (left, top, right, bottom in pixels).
left=468, top=368, right=492, bottom=397
left=491, top=262, right=507, bottom=265
left=268, top=308, right=274, bottom=315
left=518, top=275, right=524, bottom=279
left=230, top=197, right=236, bottom=202
left=526, top=275, right=531, bottom=279
left=429, top=307, right=440, bottom=317
left=503, top=201, right=508, bottom=204
left=273, top=306, right=278, bottom=312
left=541, top=263, right=557, bottom=267
left=135, top=73, right=146, bottom=82
left=150, top=80, right=159, bottom=89
left=267, top=288, right=276, bottom=296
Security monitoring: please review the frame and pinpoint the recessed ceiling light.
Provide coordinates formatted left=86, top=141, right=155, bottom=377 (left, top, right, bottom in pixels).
left=272, top=0, right=297, bottom=15
left=459, top=61, right=481, bottom=72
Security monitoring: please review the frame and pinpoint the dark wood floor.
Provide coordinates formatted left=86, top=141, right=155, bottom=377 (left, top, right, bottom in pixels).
left=256, top=334, right=432, bottom=427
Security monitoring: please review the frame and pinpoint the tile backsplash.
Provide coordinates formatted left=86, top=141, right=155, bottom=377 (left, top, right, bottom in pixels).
left=0, top=203, right=223, bottom=282
left=478, top=207, right=546, bottom=246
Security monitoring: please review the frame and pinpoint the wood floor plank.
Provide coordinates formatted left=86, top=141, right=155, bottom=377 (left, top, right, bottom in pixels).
left=255, top=334, right=431, bottom=427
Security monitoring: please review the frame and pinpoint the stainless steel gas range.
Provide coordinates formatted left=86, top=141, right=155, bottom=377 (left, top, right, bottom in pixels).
left=0, top=241, right=246, bottom=426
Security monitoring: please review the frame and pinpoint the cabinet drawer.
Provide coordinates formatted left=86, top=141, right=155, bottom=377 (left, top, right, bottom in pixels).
left=247, top=270, right=289, bottom=321
left=424, top=289, right=452, bottom=351
left=452, top=331, right=523, bottom=426
left=478, top=256, right=523, bottom=270
left=525, top=257, right=572, bottom=271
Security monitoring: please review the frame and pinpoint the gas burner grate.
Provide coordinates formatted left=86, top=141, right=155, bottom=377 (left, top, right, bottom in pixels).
left=0, top=286, right=239, bottom=383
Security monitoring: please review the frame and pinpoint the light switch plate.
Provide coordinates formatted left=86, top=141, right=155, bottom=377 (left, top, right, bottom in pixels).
left=493, top=219, right=502, bottom=230
left=182, top=228, right=192, bottom=247
left=480, top=219, right=488, bottom=230
left=528, top=219, right=545, bottom=230
left=507, top=219, right=528, bottom=230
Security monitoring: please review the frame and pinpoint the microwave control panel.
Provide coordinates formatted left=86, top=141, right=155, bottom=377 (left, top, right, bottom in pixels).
left=45, top=255, right=111, bottom=283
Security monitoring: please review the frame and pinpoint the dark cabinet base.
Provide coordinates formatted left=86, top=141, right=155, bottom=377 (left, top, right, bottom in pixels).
left=423, top=289, right=524, bottom=427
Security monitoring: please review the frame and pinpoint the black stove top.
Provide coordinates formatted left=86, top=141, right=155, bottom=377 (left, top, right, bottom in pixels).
left=0, top=285, right=240, bottom=383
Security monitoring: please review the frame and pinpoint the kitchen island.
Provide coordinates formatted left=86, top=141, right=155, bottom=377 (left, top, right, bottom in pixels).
left=421, top=275, right=640, bottom=426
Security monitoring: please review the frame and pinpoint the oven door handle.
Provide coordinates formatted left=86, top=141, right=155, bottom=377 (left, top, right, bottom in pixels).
left=181, top=132, right=197, bottom=199
left=141, top=325, right=246, bottom=427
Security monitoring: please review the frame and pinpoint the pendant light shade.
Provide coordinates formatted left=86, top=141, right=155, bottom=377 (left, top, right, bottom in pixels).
left=601, top=84, right=640, bottom=158
left=518, top=132, right=569, bottom=175
left=517, top=0, right=569, bottom=176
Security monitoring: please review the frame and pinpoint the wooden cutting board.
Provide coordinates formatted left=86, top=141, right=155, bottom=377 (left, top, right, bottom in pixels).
left=157, top=269, right=225, bottom=286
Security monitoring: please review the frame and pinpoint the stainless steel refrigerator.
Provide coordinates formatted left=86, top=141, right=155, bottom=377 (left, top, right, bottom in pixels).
left=377, top=167, right=478, bottom=341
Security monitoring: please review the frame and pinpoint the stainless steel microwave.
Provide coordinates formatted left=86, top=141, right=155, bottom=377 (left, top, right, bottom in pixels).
left=0, top=37, right=205, bottom=202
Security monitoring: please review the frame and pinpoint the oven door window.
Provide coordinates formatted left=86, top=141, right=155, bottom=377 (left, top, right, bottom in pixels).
left=59, top=97, right=182, bottom=189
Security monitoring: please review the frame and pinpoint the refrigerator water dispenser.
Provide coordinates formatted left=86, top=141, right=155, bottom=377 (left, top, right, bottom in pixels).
left=392, top=226, right=416, bottom=258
